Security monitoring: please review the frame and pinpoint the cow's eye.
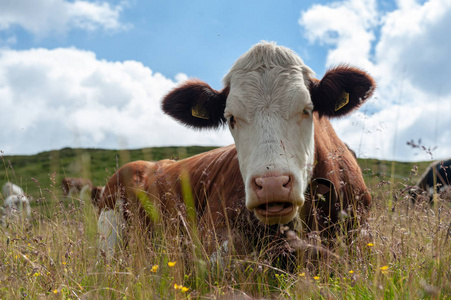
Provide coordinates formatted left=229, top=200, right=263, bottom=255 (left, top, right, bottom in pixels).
left=302, top=108, right=312, bottom=118
left=229, top=115, right=236, bottom=129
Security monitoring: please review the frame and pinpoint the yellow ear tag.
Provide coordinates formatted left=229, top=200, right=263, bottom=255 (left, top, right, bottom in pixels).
left=191, top=103, right=210, bottom=119
left=335, top=91, right=350, bottom=111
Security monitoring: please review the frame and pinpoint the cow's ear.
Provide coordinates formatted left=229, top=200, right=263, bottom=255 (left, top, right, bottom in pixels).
left=162, top=80, right=228, bottom=129
left=309, top=66, right=375, bottom=118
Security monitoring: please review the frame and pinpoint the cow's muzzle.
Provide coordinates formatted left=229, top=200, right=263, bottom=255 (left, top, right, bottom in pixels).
left=248, top=174, right=301, bottom=225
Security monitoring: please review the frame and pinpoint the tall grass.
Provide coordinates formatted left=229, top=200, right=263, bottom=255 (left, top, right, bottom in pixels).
left=0, top=149, right=450, bottom=299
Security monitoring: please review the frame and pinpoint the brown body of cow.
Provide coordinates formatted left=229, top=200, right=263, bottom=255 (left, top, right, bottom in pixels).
left=99, top=115, right=370, bottom=257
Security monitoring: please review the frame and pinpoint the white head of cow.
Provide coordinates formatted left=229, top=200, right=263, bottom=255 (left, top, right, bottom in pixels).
left=162, top=41, right=375, bottom=225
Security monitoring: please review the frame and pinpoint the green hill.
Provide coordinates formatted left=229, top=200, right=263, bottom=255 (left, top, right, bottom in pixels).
left=1, top=146, right=217, bottom=201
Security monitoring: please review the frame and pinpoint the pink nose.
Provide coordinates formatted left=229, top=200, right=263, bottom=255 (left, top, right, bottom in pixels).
left=252, top=175, right=292, bottom=200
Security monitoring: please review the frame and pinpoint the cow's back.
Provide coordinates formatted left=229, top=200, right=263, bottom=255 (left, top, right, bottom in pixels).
left=100, top=147, right=243, bottom=220
left=100, top=159, right=175, bottom=211
left=2, top=182, right=24, bottom=198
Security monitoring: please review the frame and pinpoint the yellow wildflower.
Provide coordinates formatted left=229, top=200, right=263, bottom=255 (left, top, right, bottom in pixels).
left=168, top=261, right=176, bottom=267
left=62, top=262, right=67, bottom=265
left=313, top=276, right=320, bottom=280
left=349, top=270, right=354, bottom=274
left=174, top=284, right=188, bottom=292
left=380, top=265, right=389, bottom=274
left=151, top=265, right=159, bottom=273
left=367, top=242, right=374, bottom=247
left=53, top=290, right=58, bottom=294
left=298, top=272, right=306, bottom=277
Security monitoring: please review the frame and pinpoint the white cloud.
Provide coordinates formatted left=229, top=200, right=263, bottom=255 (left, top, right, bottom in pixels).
left=0, top=48, right=233, bottom=155
left=300, top=0, right=451, bottom=161
left=0, top=0, right=128, bottom=36
left=375, top=0, right=451, bottom=96
left=299, top=0, right=378, bottom=71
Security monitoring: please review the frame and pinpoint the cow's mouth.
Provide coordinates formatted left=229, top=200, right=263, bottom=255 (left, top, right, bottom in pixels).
left=255, top=201, right=294, bottom=217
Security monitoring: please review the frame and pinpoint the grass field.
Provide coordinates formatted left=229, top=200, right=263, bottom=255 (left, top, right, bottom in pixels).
left=0, top=147, right=450, bottom=299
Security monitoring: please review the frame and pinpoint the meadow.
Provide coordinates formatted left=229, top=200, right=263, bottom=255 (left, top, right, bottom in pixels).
left=0, top=146, right=449, bottom=299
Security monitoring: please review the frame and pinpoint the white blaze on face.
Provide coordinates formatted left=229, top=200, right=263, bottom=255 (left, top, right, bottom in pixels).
left=223, top=42, right=316, bottom=225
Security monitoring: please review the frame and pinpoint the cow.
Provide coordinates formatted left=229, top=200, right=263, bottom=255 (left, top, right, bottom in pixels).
left=2, top=182, right=25, bottom=199
left=1, top=182, right=32, bottom=222
left=61, top=177, right=93, bottom=197
left=411, top=159, right=451, bottom=202
left=98, top=42, right=375, bottom=265
left=4, top=194, right=31, bottom=219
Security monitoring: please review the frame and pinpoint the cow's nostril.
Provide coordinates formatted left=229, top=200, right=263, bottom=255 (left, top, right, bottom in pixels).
left=283, top=176, right=292, bottom=188
left=254, top=177, right=264, bottom=189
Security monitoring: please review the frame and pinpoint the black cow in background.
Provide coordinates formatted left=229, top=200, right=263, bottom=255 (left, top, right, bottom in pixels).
left=411, top=159, right=451, bottom=202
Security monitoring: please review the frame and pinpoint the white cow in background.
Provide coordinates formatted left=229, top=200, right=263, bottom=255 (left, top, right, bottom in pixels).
left=4, top=194, right=31, bottom=219
left=2, top=182, right=24, bottom=198
left=1, top=182, right=32, bottom=221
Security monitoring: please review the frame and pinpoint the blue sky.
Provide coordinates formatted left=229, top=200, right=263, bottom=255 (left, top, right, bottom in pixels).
left=1, top=0, right=451, bottom=162
left=7, top=0, right=330, bottom=88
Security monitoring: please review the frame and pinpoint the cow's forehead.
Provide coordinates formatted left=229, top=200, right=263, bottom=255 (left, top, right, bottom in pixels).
left=223, top=42, right=314, bottom=87
left=223, top=43, right=314, bottom=121
left=225, top=67, right=312, bottom=120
